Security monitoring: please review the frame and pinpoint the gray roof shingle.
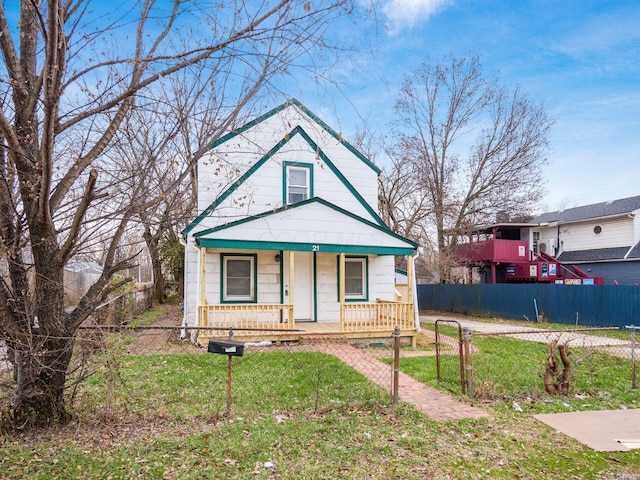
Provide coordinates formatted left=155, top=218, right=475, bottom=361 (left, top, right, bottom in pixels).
left=557, top=247, right=633, bottom=262
left=627, top=242, right=640, bottom=259
left=532, top=195, right=640, bottom=223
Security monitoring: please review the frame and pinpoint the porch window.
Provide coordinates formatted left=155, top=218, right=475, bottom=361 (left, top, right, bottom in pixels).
left=338, top=256, right=368, bottom=301
left=221, top=254, right=256, bottom=302
left=284, top=162, right=313, bottom=205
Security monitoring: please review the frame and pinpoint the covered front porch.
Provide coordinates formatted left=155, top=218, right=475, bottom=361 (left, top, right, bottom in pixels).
left=194, top=249, right=418, bottom=345
left=187, top=199, right=419, bottom=345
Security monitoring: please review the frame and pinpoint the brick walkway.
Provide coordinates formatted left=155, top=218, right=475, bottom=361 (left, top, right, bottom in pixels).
left=316, top=344, right=489, bottom=421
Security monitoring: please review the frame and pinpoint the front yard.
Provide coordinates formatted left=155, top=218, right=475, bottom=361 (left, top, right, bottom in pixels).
left=1, top=305, right=640, bottom=479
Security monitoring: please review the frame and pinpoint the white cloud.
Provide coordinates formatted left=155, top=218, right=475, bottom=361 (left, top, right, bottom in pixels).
left=382, top=0, right=451, bottom=33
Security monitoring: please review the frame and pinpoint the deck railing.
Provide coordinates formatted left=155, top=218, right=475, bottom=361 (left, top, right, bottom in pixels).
left=199, top=304, right=294, bottom=332
left=341, top=300, right=414, bottom=331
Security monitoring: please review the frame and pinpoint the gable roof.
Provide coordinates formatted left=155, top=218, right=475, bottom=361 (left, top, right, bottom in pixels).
left=210, top=98, right=381, bottom=174
left=193, top=197, right=417, bottom=255
left=532, top=195, right=640, bottom=224
left=184, top=123, right=387, bottom=236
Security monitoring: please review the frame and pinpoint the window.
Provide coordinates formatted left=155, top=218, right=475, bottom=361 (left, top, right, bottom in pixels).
left=345, top=259, right=365, bottom=297
left=221, top=254, right=256, bottom=302
left=532, top=231, right=540, bottom=253
left=337, top=256, right=368, bottom=301
left=284, top=163, right=313, bottom=205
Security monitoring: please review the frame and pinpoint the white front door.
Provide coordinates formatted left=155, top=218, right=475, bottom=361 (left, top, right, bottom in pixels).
left=292, top=251, right=314, bottom=321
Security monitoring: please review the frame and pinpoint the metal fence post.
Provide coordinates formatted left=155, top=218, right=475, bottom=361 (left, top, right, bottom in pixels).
left=463, top=327, right=474, bottom=397
left=392, top=326, right=401, bottom=404
left=626, top=325, right=637, bottom=389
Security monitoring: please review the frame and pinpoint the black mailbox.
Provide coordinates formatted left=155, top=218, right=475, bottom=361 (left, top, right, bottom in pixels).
left=207, top=339, right=245, bottom=357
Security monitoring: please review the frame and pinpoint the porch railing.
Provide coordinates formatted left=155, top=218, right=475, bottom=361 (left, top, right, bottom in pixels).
left=198, top=300, right=414, bottom=336
left=341, top=300, right=414, bottom=331
left=199, top=304, right=294, bottom=333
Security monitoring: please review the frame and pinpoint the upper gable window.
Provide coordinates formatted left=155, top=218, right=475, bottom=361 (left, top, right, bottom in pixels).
left=284, top=162, right=313, bottom=205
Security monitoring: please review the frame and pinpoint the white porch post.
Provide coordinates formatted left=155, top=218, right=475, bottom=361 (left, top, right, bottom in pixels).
left=407, top=254, right=414, bottom=308
left=339, top=252, right=345, bottom=331
left=408, top=253, right=419, bottom=347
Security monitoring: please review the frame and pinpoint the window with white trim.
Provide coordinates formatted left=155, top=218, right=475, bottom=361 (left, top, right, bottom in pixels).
left=286, top=165, right=310, bottom=204
left=345, top=257, right=366, bottom=299
left=222, top=255, right=255, bottom=302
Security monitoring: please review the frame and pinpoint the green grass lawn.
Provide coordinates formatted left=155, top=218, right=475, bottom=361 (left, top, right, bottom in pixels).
left=415, top=323, right=640, bottom=413
left=2, top=321, right=640, bottom=479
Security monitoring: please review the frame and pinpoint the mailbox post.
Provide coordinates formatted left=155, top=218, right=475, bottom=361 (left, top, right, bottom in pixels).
left=208, top=339, right=245, bottom=419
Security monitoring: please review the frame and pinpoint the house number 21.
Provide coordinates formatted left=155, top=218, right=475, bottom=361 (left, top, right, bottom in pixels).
left=312, top=245, right=320, bottom=251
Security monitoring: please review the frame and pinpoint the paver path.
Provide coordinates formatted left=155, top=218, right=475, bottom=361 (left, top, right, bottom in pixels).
left=316, top=344, right=489, bottom=421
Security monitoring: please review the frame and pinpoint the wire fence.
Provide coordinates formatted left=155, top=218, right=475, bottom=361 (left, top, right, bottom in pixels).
left=1, top=324, right=399, bottom=425
left=434, top=321, right=638, bottom=403
left=88, top=285, right=154, bottom=327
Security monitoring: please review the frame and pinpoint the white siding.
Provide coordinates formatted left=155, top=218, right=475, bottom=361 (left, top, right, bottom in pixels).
left=315, top=253, right=339, bottom=322
left=256, top=252, right=281, bottom=304
left=194, top=103, right=379, bottom=233
left=559, top=217, right=634, bottom=252
left=197, top=200, right=413, bottom=250
left=633, top=208, right=640, bottom=245
left=368, top=255, right=396, bottom=301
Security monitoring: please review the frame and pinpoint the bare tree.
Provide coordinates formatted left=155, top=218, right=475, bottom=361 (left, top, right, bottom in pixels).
left=0, top=0, right=356, bottom=428
left=390, top=55, right=552, bottom=282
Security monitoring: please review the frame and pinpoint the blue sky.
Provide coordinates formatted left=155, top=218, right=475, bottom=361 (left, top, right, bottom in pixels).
left=288, top=0, right=640, bottom=213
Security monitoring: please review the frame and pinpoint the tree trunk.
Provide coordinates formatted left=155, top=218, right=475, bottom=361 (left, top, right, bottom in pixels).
left=11, top=334, right=74, bottom=427
left=144, top=225, right=164, bottom=305
left=544, top=340, right=571, bottom=395
left=8, top=226, right=76, bottom=427
left=152, top=254, right=164, bottom=304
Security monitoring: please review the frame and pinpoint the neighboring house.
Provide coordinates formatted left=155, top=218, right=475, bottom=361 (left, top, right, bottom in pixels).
left=528, top=195, right=640, bottom=285
left=453, top=195, right=640, bottom=285
left=182, top=99, right=418, bottom=343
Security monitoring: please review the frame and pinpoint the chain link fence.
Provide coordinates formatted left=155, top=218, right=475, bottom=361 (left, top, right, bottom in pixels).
left=1, top=322, right=399, bottom=424
left=434, top=321, right=638, bottom=404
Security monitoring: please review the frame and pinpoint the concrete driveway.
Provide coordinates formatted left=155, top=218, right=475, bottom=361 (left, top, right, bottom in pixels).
left=420, top=314, right=633, bottom=356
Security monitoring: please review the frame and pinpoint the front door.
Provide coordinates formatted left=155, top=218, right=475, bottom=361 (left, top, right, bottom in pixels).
left=291, top=251, right=314, bottom=322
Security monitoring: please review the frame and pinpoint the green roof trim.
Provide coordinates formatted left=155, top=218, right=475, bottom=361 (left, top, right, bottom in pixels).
left=183, top=126, right=300, bottom=236
left=193, top=197, right=418, bottom=250
left=184, top=123, right=387, bottom=236
left=209, top=99, right=381, bottom=175
left=197, top=238, right=415, bottom=256
left=294, top=128, right=387, bottom=228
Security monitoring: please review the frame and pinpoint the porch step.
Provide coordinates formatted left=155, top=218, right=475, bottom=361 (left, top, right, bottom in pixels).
left=299, top=333, right=349, bottom=345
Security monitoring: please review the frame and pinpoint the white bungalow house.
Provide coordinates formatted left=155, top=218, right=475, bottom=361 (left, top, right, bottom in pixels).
left=182, top=99, right=419, bottom=344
